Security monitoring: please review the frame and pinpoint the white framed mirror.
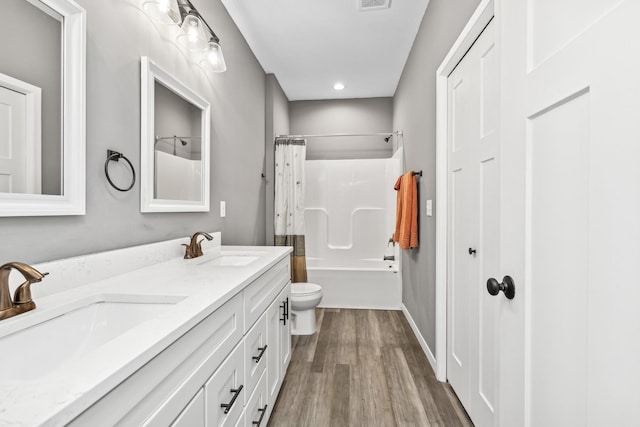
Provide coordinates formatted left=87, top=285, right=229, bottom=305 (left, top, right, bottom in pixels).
left=0, top=0, right=86, bottom=216
left=140, top=56, right=210, bottom=213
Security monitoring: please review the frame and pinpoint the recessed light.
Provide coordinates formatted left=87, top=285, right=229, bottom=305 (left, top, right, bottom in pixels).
left=333, top=82, right=345, bottom=91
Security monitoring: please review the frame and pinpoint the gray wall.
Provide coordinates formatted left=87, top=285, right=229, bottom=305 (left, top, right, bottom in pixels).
left=1, top=0, right=61, bottom=195
left=393, top=0, right=481, bottom=353
left=1, top=0, right=267, bottom=263
left=290, top=98, right=393, bottom=160
left=264, top=74, right=290, bottom=245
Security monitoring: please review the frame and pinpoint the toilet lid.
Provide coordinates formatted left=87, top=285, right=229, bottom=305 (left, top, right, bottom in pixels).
left=292, top=282, right=322, bottom=296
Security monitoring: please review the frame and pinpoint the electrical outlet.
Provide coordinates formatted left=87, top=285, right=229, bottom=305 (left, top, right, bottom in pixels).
left=426, top=199, right=433, bottom=216
left=220, top=201, right=226, bottom=217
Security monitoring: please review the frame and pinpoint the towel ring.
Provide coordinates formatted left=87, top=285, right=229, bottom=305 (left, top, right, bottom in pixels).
left=105, top=150, right=135, bottom=192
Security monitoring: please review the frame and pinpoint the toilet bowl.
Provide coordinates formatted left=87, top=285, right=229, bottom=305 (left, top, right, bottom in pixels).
left=290, top=283, right=323, bottom=335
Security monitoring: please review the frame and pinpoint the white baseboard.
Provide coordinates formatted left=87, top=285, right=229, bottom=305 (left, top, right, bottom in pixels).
left=401, top=303, right=437, bottom=372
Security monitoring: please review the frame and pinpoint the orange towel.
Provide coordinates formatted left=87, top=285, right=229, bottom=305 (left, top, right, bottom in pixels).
left=393, top=171, right=419, bottom=250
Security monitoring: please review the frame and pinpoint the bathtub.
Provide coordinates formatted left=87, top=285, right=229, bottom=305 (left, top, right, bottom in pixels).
left=307, top=257, right=402, bottom=310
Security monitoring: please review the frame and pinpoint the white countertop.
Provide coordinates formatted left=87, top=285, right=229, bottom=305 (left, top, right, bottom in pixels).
left=0, top=243, right=291, bottom=426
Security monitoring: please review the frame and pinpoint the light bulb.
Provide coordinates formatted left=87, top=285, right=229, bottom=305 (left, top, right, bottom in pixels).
left=200, top=41, right=227, bottom=73
left=142, top=0, right=180, bottom=24
left=177, top=13, right=208, bottom=52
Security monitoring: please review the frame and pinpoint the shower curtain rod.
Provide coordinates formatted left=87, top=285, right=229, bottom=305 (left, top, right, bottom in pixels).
left=276, top=131, right=403, bottom=139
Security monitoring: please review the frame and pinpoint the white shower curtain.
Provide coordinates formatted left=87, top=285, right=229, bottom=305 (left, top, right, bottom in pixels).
left=274, top=137, right=307, bottom=283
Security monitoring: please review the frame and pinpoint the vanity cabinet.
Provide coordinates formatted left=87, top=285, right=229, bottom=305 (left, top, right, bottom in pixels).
left=69, top=256, right=291, bottom=427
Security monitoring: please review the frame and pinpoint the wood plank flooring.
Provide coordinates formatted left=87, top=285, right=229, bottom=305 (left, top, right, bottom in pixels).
left=268, top=308, right=473, bottom=427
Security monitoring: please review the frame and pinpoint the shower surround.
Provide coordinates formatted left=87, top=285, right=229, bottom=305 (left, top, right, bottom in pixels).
left=305, top=157, right=401, bottom=309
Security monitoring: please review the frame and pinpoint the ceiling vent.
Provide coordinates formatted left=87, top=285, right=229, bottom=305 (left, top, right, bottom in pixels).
left=358, top=0, right=391, bottom=12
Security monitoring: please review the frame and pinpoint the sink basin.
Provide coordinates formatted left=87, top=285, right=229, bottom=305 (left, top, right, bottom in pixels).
left=0, top=293, right=185, bottom=381
left=197, top=255, right=260, bottom=266
left=195, top=251, right=267, bottom=267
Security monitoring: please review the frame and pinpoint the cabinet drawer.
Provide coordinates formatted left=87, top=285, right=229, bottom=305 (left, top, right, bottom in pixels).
left=245, top=371, right=269, bottom=427
left=244, top=312, right=267, bottom=402
left=171, top=389, right=204, bottom=427
left=205, top=342, right=246, bottom=427
left=243, top=257, right=290, bottom=331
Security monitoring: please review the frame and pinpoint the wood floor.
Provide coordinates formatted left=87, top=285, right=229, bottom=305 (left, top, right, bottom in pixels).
left=268, top=308, right=473, bottom=427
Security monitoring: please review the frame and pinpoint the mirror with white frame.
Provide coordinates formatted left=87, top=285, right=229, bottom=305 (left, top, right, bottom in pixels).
left=140, top=56, right=210, bottom=212
left=0, top=0, right=85, bottom=216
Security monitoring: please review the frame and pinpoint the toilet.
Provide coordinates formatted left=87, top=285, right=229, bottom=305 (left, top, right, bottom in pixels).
left=290, top=282, right=323, bottom=335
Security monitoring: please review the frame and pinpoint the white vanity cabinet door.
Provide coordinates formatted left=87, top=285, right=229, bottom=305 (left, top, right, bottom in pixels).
left=279, top=283, right=292, bottom=376
left=244, top=258, right=290, bottom=331
left=206, top=342, right=246, bottom=427
left=266, top=290, right=283, bottom=411
left=244, top=312, right=267, bottom=402
left=171, top=389, right=205, bottom=427
left=266, top=282, right=291, bottom=415
left=245, top=372, right=269, bottom=427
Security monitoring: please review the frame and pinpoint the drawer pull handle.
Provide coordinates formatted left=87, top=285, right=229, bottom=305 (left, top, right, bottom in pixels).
left=252, top=404, right=268, bottom=426
left=220, top=384, right=243, bottom=414
left=252, top=345, right=268, bottom=363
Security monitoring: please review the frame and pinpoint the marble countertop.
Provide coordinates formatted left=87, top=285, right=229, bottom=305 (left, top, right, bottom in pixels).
left=0, top=242, right=291, bottom=426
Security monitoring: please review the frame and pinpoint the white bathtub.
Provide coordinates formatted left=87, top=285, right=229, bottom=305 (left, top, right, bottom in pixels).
left=307, top=258, right=402, bottom=310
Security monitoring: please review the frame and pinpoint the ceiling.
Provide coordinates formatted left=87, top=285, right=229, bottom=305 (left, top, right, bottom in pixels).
left=220, top=0, right=430, bottom=101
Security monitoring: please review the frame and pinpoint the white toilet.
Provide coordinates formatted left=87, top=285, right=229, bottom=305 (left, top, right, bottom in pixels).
left=290, top=282, right=323, bottom=335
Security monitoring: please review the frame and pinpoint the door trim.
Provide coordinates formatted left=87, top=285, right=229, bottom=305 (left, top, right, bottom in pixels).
left=0, top=72, right=42, bottom=194
left=434, top=0, right=494, bottom=382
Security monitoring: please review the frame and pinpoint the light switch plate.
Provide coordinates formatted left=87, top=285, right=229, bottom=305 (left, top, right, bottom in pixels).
left=220, top=201, right=226, bottom=217
left=426, top=199, right=433, bottom=216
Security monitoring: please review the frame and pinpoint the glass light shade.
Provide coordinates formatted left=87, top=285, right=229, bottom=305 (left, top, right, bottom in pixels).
left=142, top=0, right=180, bottom=24
left=176, top=13, right=209, bottom=52
left=200, top=41, right=227, bottom=73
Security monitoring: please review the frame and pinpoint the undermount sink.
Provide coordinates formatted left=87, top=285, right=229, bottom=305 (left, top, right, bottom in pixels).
left=195, top=251, right=267, bottom=267
left=0, top=293, right=185, bottom=381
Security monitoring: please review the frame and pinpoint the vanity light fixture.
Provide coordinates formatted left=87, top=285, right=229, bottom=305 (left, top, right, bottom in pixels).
left=142, top=0, right=227, bottom=73
left=333, top=82, right=345, bottom=91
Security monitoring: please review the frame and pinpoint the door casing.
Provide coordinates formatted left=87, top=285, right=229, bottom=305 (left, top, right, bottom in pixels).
left=435, top=0, right=496, bottom=383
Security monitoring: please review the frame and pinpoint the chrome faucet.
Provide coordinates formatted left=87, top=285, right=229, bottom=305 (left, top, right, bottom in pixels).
left=183, top=232, right=213, bottom=259
left=0, top=262, right=48, bottom=321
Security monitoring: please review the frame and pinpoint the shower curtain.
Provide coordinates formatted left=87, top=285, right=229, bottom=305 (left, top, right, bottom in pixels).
left=274, top=137, right=307, bottom=283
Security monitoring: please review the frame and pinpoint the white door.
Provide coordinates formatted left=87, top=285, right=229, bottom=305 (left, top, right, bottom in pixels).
left=498, top=1, right=640, bottom=425
left=447, top=20, right=499, bottom=427
left=0, top=85, right=27, bottom=193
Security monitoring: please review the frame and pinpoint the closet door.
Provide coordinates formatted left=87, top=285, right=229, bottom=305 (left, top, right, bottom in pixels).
left=498, top=0, right=640, bottom=425
left=447, top=20, right=499, bottom=427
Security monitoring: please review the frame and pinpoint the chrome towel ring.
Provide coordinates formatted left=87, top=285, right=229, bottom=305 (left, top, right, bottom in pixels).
left=105, top=149, right=135, bottom=192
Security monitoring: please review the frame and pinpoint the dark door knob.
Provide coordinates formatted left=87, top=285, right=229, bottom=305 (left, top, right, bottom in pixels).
left=468, top=248, right=477, bottom=255
left=487, top=276, right=516, bottom=299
